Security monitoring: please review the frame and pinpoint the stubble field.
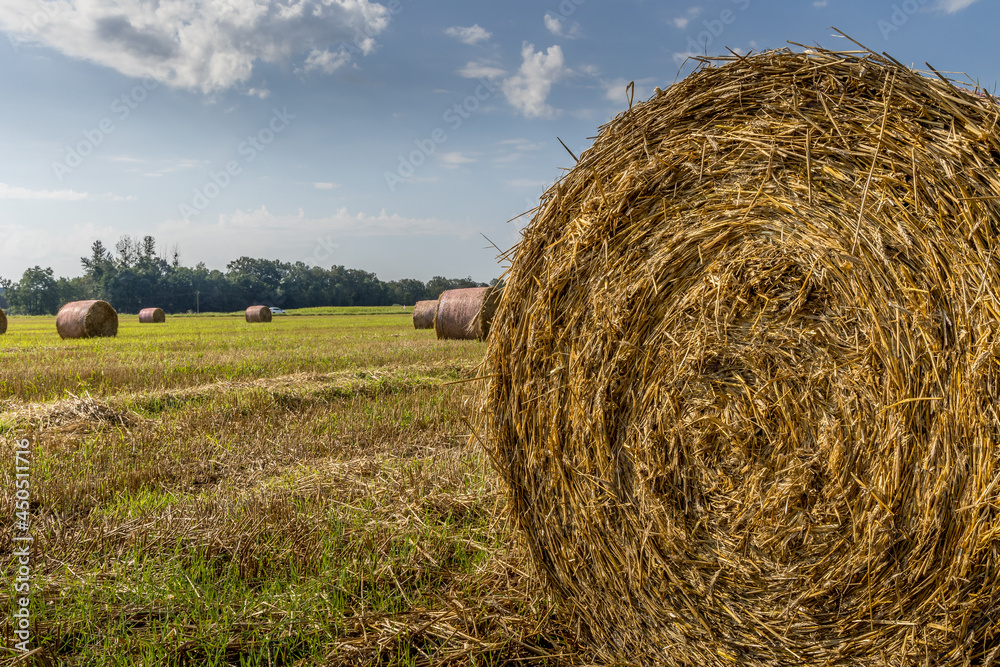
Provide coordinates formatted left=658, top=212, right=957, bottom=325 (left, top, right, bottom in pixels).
left=0, top=312, right=587, bottom=666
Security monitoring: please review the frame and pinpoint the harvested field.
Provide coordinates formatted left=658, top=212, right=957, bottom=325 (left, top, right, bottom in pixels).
left=483, top=46, right=1000, bottom=666
left=0, top=311, right=591, bottom=666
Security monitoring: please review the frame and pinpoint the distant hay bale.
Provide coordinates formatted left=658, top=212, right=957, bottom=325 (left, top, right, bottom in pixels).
left=482, top=47, right=1000, bottom=666
left=434, top=287, right=497, bottom=340
left=56, top=300, right=118, bottom=339
left=138, top=307, right=165, bottom=323
left=245, top=305, right=272, bottom=323
left=412, top=300, right=437, bottom=329
left=0, top=308, right=6, bottom=335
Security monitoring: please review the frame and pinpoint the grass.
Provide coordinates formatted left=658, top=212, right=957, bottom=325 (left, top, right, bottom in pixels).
left=0, top=314, right=475, bottom=402
left=0, top=314, right=591, bottom=666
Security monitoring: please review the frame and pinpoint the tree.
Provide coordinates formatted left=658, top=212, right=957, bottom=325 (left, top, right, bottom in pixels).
left=115, top=235, right=141, bottom=268
left=7, top=266, right=60, bottom=315
left=0, top=277, right=11, bottom=310
left=226, top=257, right=288, bottom=306
left=80, top=240, right=115, bottom=299
left=69, top=236, right=502, bottom=313
left=425, top=275, right=486, bottom=299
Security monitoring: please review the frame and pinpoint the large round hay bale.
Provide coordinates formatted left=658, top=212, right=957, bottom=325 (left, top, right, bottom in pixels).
left=56, top=300, right=118, bottom=339
left=483, top=47, right=1000, bottom=666
left=245, top=305, right=272, bottom=323
left=138, top=307, right=165, bottom=323
left=412, top=300, right=437, bottom=329
left=0, top=308, right=6, bottom=335
left=434, top=287, right=497, bottom=340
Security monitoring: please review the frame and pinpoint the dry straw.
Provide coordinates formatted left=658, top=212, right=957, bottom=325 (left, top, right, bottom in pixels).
left=138, top=307, right=166, bottom=323
left=435, top=287, right=498, bottom=340
left=412, top=299, right=437, bottom=329
left=0, top=308, right=6, bottom=335
left=245, top=305, right=272, bottom=323
left=56, top=300, right=118, bottom=339
left=482, top=44, right=1000, bottom=666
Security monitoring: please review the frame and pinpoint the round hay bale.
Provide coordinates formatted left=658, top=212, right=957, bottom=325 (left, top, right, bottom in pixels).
left=0, top=308, right=6, bottom=335
left=412, top=300, right=437, bottom=329
left=482, top=47, right=1000, bottom=666
left=138, top=307, right=166, bottom=324
left=56, top=300, right=118, bottom=339
left=245, top=305, right=272, bottom=323
left=434, top=287, right=498, bottom=340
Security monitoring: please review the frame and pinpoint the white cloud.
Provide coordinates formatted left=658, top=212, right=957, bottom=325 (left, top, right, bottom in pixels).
left=501, top=43, right=568, bottom=119
left=438, top=152, right=476, bottom=168
left=0, top=182, right=134, bottom=201
left=544, top=14, right=582, bottom=39
left=159, top=206, right=467, bottom=242
left=499, top=138, right=545, bottom=150
left=494, top=140, right=543, bottom=165
left=457, top=62, right=506, bottom=80
left=0, top=222, right=118, bottom=274
left=0, top=0, right=392, bottom=93
left=313, top=182, right=340, bottom=190
left=301, top=48, right=353, bottom=75
left=445, top=24, right=492, bottom=45
left=936, top=0, right=979, bottom=11
left=138, top=158, right=207, bottom=177
left=813, top=1, right=828, bottom=6
left=672, top=7, right=702, bottom=29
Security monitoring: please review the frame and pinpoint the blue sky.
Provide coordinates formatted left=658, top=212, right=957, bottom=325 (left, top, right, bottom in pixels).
left=0, top=0, right=996, bottom=283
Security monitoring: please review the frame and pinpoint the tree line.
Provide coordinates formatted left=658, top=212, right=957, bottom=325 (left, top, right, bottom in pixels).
left=0, top=235, right=491, bottom=315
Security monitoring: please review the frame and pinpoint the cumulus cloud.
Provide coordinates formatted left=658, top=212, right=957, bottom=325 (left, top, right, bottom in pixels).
left=438, top=152, right=475, bottom=168
left=672, top=7, right=702, bottom=29
left=501, top=43, right=568, bottom=119
left=0, top=222, right=118, bottom=275
left=444, top=23, right=493, bottom=46
left=160, top=205, right=466, bottom=240
left=0, top=182, right=133, bottom=201
left=0, top=0, right=392, bottom=93
left=544, top=14, right=582, bottom=38
left=445, top=24, right=491, bottom=45
left=936, top=0, right=979, bottom=11
left=301, top=47, right=354, bottom=75
left=457, top=62, right=506, bottom=80
left=0, top=182, right=90, bottom=201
